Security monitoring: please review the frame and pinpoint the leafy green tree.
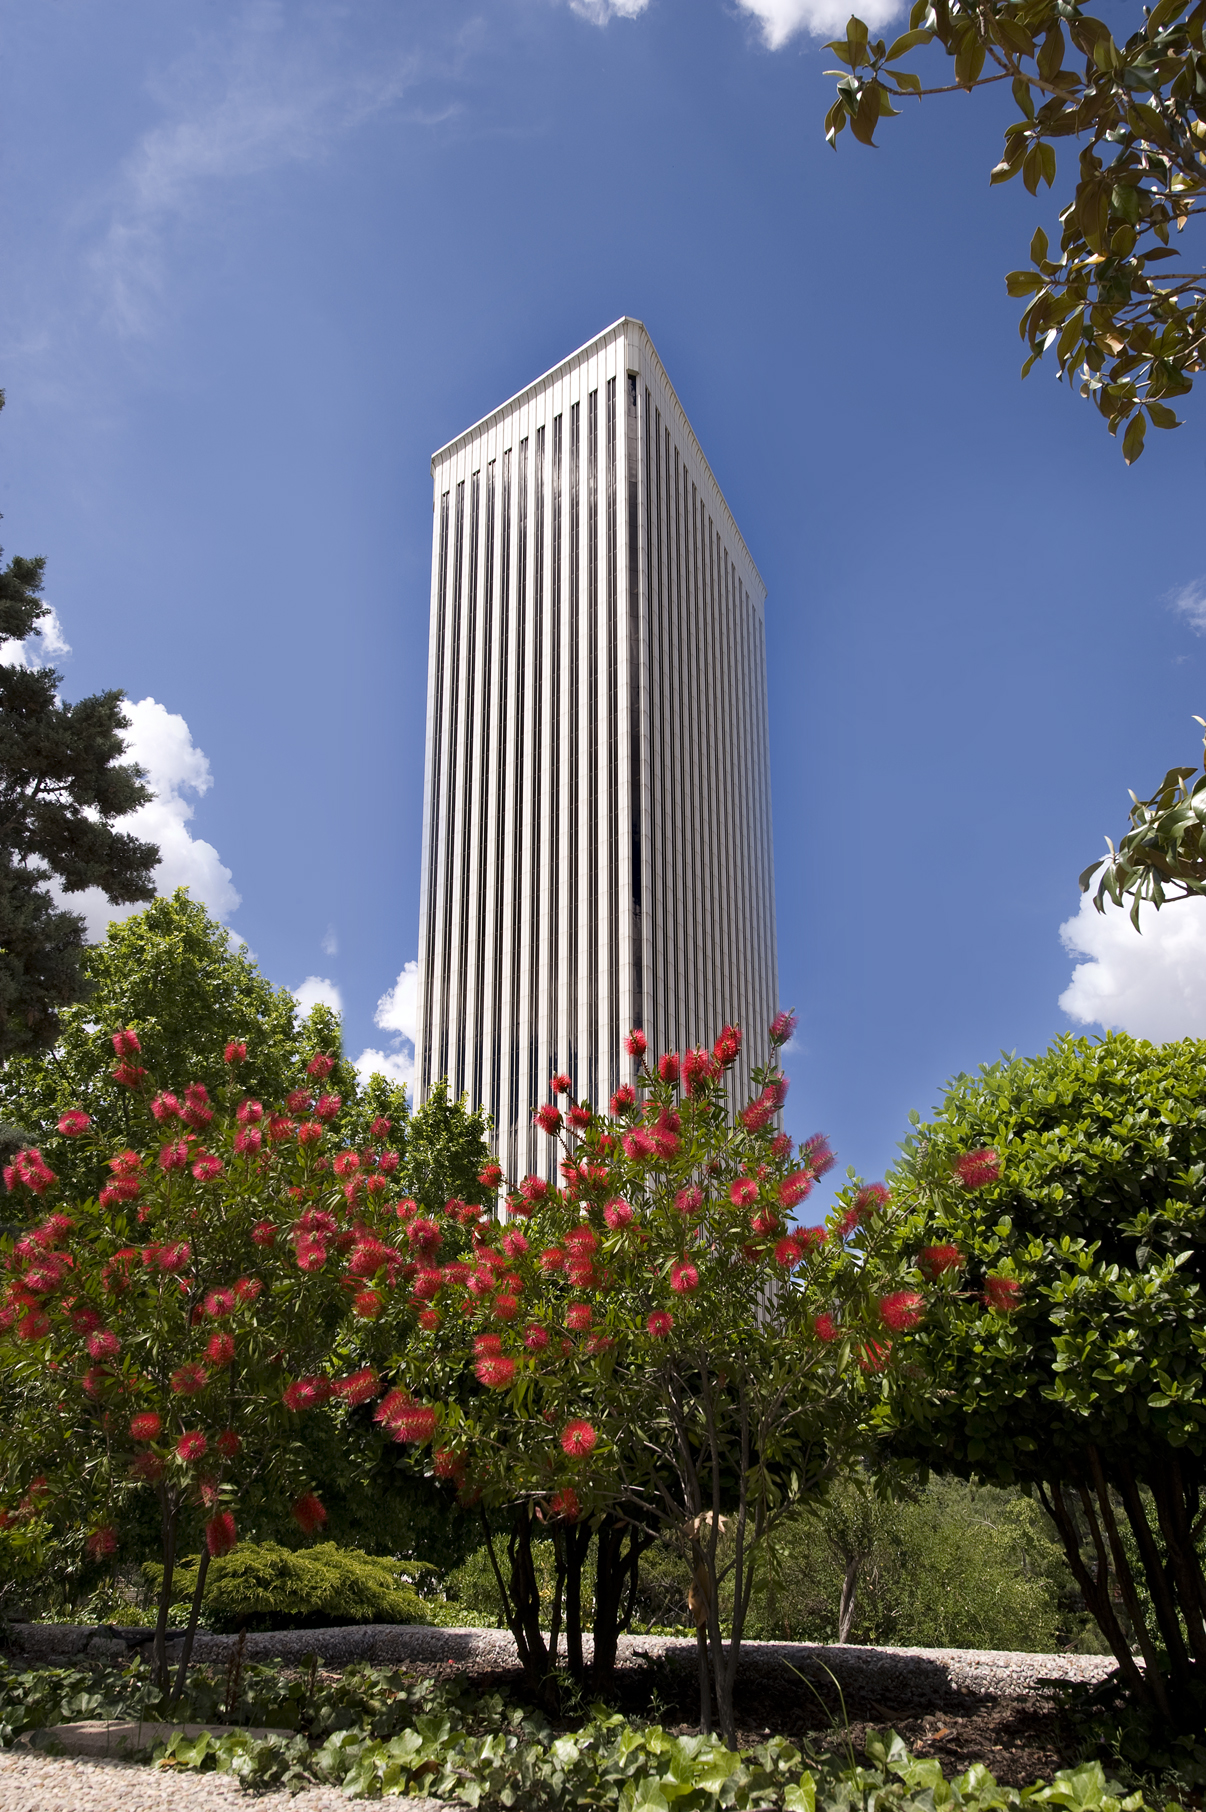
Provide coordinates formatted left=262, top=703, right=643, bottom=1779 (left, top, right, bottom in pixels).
left=881, top=1031, right=1206, bottom=1732
left=1080, top=716, right=1206, bottom=925
left=402, top=1078, right=493, bottom=1216
left=0, top=511, right=158, bottom=1057
left=823, top=0, right=1205, bottom=461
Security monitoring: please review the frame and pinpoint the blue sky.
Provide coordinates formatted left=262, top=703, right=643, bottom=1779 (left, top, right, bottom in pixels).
left=2, top=0, right=1204, bottom=1199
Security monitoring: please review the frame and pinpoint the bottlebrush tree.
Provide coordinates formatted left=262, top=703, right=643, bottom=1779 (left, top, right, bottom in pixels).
left=0, top=1033, right=434, bottom=1700
left=386, top=1014, right=927, bottom=1745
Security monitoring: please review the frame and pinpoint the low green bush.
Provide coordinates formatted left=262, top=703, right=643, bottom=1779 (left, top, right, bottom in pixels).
left=145, top=1542, right=426, bottom=1632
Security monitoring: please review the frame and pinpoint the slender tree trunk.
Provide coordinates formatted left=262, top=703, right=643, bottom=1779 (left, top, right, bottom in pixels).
left=168, top=1547, right=211, bottom=1711
left=564, top=1522, right=592, bottom=1686
left=591, top=1517, right=629, bottom=1693
left=837, top=1554, right=860, bottom=1644
left=1037, top=1480, right=1150, bottom=1710
left=153, top=1491, right=179, bottom=1694
left=1150, top=1457, right=1206, bottom=1663
left=481, top=1507, right=553, bottom=1702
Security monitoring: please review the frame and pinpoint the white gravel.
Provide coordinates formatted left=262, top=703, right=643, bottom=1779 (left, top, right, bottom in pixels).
left=0, top=1751, right=445, bottom=1811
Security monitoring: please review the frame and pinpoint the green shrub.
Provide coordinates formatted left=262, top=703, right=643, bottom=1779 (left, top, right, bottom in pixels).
left=145, top=1542, right=426, bottom=1632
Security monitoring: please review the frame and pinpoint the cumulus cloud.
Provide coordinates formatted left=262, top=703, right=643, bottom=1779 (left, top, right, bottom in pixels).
left=354, top=960, right=419, bottom=1098
left=734, top=0, right=903, bottom=43
left=1059, top=891, right=1206, bottom=1042
left=294, top=975, right=344, bottom=1019
left=568, top=0, right=650, bottom=21
left=0, top=606, right=72, bottom=670
left=1171, top=577, right=1206, bottom=635
left=60, top=694, right=240, bottom=941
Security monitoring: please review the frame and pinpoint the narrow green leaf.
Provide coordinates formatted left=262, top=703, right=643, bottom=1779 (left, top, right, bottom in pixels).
left=1146, top=401, right=1180, bottom=428
left=885, top=26, right=932, bottom=57
left=1030, top=226, right=1049, bottom=265
left=1122, top=411, right=1147, bottom=463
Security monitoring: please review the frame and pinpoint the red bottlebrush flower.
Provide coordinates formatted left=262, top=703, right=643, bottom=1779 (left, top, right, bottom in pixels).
left=493, top=1294, right=519, bottom=1322
left=567, top=1104, right=592, bottom=1132
left=158, top=1142, right=188, bottom=1173
left=608, top=1088, right=635, bottom=1120
left=130, top=1451, right=165, bottom=1483
left=603, top=1198, right=634, bottom=1230
left=984, top=1275, right=1022, bottom=1313
left=298, top=1121, right=325, bottom=1146
left=176, top=1430, right=208, bottom=1463
left=86, top=1330, right=120, bottom=1359
left=769, top=1009, right=797, bottom=1046
left=234, top=1277, right=261, bottom=1304
left=919, top=1243, right=963, bottom=1278
left=657, top=1052, right=681, bottom=1086
left=86, top=1526, right=117, bottom=1560
left=204, top=1288, right=236, bottom=1318
left=751, top=1209, right=779, bottom=1237
left=418, top=1308, right=441, bottom=1330
left=333, top=1152, right=361, bottom=1178
left=474, top=1332, right=503, bottom=1355
left=475, top=1354, right=516, bottom=1389
left=858, top=1339, right=892, bottom=1373
left=622, top=1128, right=656, bottom=1162
left=354, top=1290, right=382, bottom=1319
left=520, top=1174, right=549, bottom=1204
left=155, top=1241, right=192, bottom=1274
left=774, top=1236, right=803, bottom=1268
left=292, top=1492, right=327, bottom=1533
left=713, top=1024, right=742, bottom=1066
left=283, top=1377, right=330, bottom=1412
left=539, top=1247, right=566, bottom=1273
left=501, top=1229, right=529, bottom=1259
left=954, top=1148, right=1001, bottom=1190
left=550, top=1071, right=573, bottom=1095
left=369, top=1115, right=391, bottom=1140
left=171, top=1361, right=208, bottom=1396
left=670, top=1260, right=699, bottom=1295
left=206, top=1510, right=237, bottom=1556
left=287, top=1089, right=314, bottom=1114
left=741, top=1102, right=773, bottom=1133
left=315, top=1094, right=341, bottom=1122
left=307, top=1053, right=335, bottom=1080
left=779, top=1170, right=814, bottom=1210
left=561, top=1418, right=597, bottom=1457
left=534, top=1103, right=562, bottom=1135
left=563, top=1302, right=592, bottom=1333
left=233, top=1128, right=262, bottom=1157
left=565, top=1226, right=598, bottom=1256
left=407, top=1218, right=443, bottom=1259
left=224, top=1041, right=248, bottom=1065
left=524, top=1323, right=549, bottom=1351
left=216, top=1429, right=241, bottom=1459
left=57, top=1110, right=91, bottom=1137
left=478, top=1161, right=503, bottom=1189
left=625, top=1028, right=648, bottom=1059
left=112, top=1028, right=142, bottom=1058
left=813, top=1312, right=839, bottom=1342
left=879, top=1290, right=925, bottom=1332
left=682, top=1048, right=718, bottom=1094
left=334, top=1368, right=379, bottom=1406
left=206, top=1332, right=235, bottom=1366
left=99, top=1181, right=137, bottom=1208
left=15, top=1310, right=48, bottom=1341
left=803, top=1133, right=835, bottom=1176
left=391, top=1403, right=438, bottom=1443
left=730, top=1178, right=758, bottom=1208
left=151, top=1093, right=181, bottom=1123
left=184, top=1080, right=211, bottom=1110
left=646, top=1309, right=674, bottom=1338
left=674, top=1185, right=703, bottom=1218
left=837, top=1182, right=889, bottom=1237
left=192, top=1156, right=223, bottom=1182
left=771, top=1133, right=792, bottom=1160
left=8, top=1149, right=57, bottom=1196
left=549, top=1487, right=581, bottom=1522
left=251, top=1221, right=276, bottom=1248
left=70, top=1306, right=101, bottom=1336
left=433, top=1447, right=465, bottom=1482
left=294, top=1236, right=328, bottom=1273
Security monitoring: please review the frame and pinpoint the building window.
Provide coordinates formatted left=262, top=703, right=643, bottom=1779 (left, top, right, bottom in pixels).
left=473, top=461, right=495, bottom=1111
left=422, top=488, right=451, bottom=1095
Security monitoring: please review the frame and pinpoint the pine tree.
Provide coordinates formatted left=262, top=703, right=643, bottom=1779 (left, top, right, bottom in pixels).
left=0, top=456, right=158, bottom=1056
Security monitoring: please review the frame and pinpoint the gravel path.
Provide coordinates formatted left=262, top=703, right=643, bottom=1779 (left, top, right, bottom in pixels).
left=0, top=1625, right=1123, bottom=1808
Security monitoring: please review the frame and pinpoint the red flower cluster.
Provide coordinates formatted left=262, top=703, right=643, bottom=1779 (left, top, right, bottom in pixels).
left=954, top=1149, right=1000, bottom=1190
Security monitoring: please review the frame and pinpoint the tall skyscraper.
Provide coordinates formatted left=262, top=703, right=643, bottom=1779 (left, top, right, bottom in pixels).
left=416, top=318, right=777, bottom=1173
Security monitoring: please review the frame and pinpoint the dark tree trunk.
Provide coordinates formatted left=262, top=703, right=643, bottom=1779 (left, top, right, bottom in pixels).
left=169, top=1546, right=211, bottom=1711
left=152, top=1490, right=180, bottom=1694
left=591, top=1515, right=648, bottom=1693
left=480, top=1506, right=559, bottom=1706
left=563, top=1522, right=592, bottom=1686
left=837, top=1554, right=860, bottom=1644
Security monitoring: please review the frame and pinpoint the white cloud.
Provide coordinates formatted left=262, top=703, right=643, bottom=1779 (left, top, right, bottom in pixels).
left=0, top=606, right=71, bottom=670
left=321, top=926, right=339, bottom=957
left=59, top=694, right=240, bottom=941
left=1059, top=891, right=1206, bottom=1042
left=92, top=7, right=421, bottom=335
left=734, top=0, right=903, bottom=43
left=354, top=959, right=419, bottom=1099
left=568, top=0, right=650, bottom=21
left=294, top=975, right=344, bottom=1019
left=1171, top=578, right=1206, bottom=635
